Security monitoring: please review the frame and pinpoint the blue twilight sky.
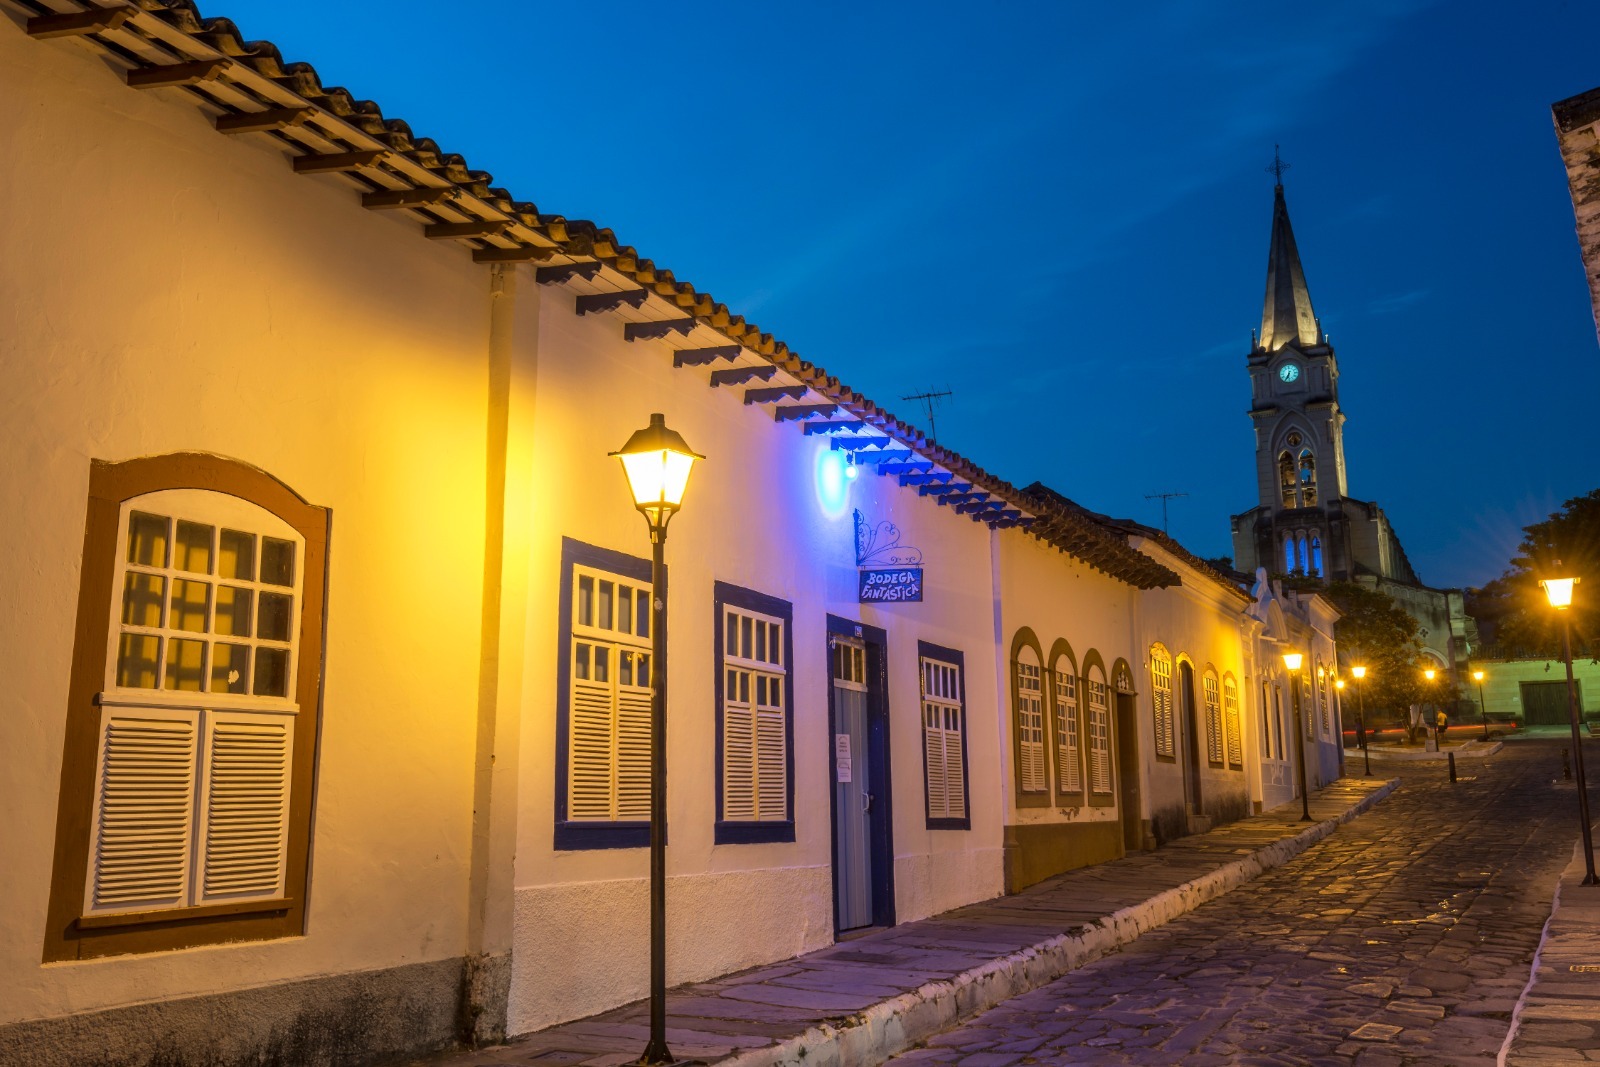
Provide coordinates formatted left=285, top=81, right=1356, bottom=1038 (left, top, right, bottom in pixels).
left=214, top=0, right=1600, bottom=589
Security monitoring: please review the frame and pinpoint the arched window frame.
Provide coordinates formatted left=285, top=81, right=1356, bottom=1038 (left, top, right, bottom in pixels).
left=1008, top=628, right=1050, bottom=807
left=1278, top=451, right=1297, bottom=508
left=1298, top=448, right=1318, bottom=507
left=44, top=453, right=328, bottom=962
left=1202, top=667, right=1224, bottom=767
left=1223, top=673, right=1243, bottom=769
left=1149, top=642, right=1175, bottom=760
left=1047, top=639, right=1083, bottom=802
left=1082, top=651, right=1115, bottom=804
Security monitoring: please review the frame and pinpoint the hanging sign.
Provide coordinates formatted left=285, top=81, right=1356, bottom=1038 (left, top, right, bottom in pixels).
left=854, top=510, right=924, bottom=604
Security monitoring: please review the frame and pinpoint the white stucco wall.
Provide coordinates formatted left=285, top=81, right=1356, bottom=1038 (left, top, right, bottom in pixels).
left=1, top=25, right=489, bottom=1025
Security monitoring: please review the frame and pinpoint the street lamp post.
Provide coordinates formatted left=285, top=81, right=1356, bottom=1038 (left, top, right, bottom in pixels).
left=611, top=413, right=705, bottom=1065
left=1351, top=665, right=1370, bottom=778
left=1472, top=669, right=1489, bottom=742
left=1424, top=667, right=1438, bottom=747
left=1541, top=574, right=1598, bottom=887
left=1283, top=651, right=1312, bottom=821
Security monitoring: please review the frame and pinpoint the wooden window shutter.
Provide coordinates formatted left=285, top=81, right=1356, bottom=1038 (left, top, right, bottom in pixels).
left=723, top=669, right=756, bottom=821
left=568, top=663, right=616, bottom=820
left=1204, top=674, right=1224, bottom=765
left=1088, top=680, right=1112, bottom=794
left=922, top=657, right=965, bottom=821
left=944, top=705, right=966, bottom=817
left=1151, top=651, right=1174, bottom=758
left=614, top=684, right=652, bottom=820
left=1224, top=678, right=1243, bottom=768
left=1055, top=671, right=1082, bottom=793
left=87, top=708, right=200, bottom=913
left=1015, top=661, right=1046, bottom=793
left=755, top=694, right=785, bottom=819
left=923, top=709, right=947, bottom=818
left=198, top=713, right=291, bottom=902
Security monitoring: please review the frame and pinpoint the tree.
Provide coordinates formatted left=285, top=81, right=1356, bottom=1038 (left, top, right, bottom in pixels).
left=1470, top=489, right=1600, bottom=661
left=1318, top=581, right=1444, bottom=719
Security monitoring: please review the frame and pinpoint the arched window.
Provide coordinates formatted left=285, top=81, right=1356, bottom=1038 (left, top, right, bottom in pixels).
left=1297, top=532, right=1309, bottom=574
left=1311, top=534, right=1323, bottom=577
left=46, top=454, right=327, bottom=962
left=1298, top=449, right=1317, bottom=507
left=1085, top=664, right=1113, bottom=795
left=1203, top=670, right=1224, bottom=766
left=1050, top=650, right=1082, bottom=796
left=1223, top=675, right=1242, bottom=769
left=1150, top=643, right=1174, bottom=758
left=1316, top=663, right=1330, bottom=737
left=1283, top=533, right=1296, bottom=573
left=1014, top=645, right=1047, bottom=794
left=1278, top=451, right=1297, bottom=508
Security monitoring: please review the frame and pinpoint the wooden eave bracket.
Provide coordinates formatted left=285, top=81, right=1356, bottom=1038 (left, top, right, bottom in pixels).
left=293, top=149, right=388, bottom=174
left=27, top=4, right=134, bottom=39
left=709, top=366, right=777, bottom=388
left=774, top=404, right=839, bottom=423
left=363, top=186, right=454, bottom=210
left=126, top=57, right=230, bottom=90
left=424, top=220, right=510, bottom=241
left=576, top=289, right=648, bottom=315
left=472, top=245, right=553, bottom=263
left=216, top=106, right=315, bottom=135
left=624, top=319, right=695, bottom=341
left=803, top=420, right=866, bottom=435
left=743, top=385, right=808, bottom=405
left=672, top=346, right=742, bottom=367
left=536, top=261, right=603, bottom=285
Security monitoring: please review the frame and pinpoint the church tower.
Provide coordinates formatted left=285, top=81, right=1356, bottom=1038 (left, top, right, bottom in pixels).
left=1231, top=173, right=1356, bottom=580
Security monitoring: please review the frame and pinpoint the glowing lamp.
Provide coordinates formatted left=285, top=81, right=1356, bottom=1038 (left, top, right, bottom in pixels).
left=1542, top=576, right=1578, bottom=610
left=1424, top=668, right=1436, bottom=682
left=1472, top=670, right=1485, bottom=682
left=1351, top=665, right=1367, bottom=680
left=611, top=413, right=703, bottom=533
left=1336, top=679, right=1346, bottom=690
left=1282, top=651, right=1303, bottom=671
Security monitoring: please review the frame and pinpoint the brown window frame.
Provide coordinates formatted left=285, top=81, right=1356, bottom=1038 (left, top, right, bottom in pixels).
left=1008, top=627, right=1050, bottom=808
left=43, top=453, right=328, bottom=962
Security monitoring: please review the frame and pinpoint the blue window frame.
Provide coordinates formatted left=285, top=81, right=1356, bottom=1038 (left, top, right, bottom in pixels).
left=714, top=581, right=795, bottom=845
left=917, top=640, right=971, bottom=831
left=554, top=537, right=656, bottom=851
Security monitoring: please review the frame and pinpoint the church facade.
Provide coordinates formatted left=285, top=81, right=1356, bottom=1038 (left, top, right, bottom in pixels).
left=1229, top=181, right=1471, bottom=674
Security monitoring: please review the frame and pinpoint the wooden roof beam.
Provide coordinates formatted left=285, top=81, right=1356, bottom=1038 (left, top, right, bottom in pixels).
left=672, top=346, right=742, bottom=368
left=293, top=149, right=388, bottom=174
left=216, top=106, right=315, bottom=135
left=919, top=482, right=971, bottom=498
left=362, top=186, right=454, bottom=210
left=126, top=58, right=230, bottom=90
left=472, top=245, right=553, bottom=263
left=624, top=319, right=695, bottom=342
left=27, top=4, right=135, bottom=38
left=425, top=220, right=511, bottom=240
left=710, top=366, right=777, bottom=388
left=576, top=289, right=648, bottom=315
left=744, top=385, right=807, bottom=405
left=774, top=404, right=840, bottom=423
left=803, top=420, right=866, bottom=435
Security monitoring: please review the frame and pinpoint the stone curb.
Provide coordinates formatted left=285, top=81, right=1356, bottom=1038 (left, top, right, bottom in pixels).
left=1499, top=834, right=1598, bottom=1066
left=725, top=779, right=1402, bottom=1067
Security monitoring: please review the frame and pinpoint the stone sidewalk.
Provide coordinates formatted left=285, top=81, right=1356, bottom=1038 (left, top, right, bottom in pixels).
left=426, top=777, right=1398, bottom=1067
left=1504, top=806, right=1600, bottom=1064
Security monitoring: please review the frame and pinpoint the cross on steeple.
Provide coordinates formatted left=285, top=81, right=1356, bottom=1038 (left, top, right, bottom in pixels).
left=1266, top=145, right=1291, bottom=186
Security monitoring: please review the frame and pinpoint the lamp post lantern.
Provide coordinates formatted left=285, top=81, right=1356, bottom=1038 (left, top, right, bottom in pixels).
left=1351, top=665, right=1370, bottom=777
left=1472, top=669, right=1489, bottom=742
left=1424, top=667, right=1442, bottom=747
left=611, top=412, right=705, bottom=1065
left=1541, top=573, right=1597, bottom=886
left=1283, top=651, right=1312, bottom=821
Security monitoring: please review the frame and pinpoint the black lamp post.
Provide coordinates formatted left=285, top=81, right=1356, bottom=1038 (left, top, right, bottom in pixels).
left=1541, top=574, right=1598, bottom=886
left=1473, top=669, right=1489, bottom=742
left=1424, top=667, right=1441, bottom=747
left=1283, top=651, right=1312, bottom=821
left=611, top=413, right=704, bottom=1064
left=1351, top=665, right=1370, bottom=778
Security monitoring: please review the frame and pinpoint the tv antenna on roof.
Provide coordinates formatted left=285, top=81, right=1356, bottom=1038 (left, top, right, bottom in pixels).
left=1267, top=144, right=1291, bottom=186
left=1144, top=491, right=1188, bottom=536
left=901, top=388, right=952, bottom=444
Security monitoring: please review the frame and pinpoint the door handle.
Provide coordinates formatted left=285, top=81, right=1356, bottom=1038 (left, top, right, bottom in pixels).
left=862, top=791, right=873, bottom=813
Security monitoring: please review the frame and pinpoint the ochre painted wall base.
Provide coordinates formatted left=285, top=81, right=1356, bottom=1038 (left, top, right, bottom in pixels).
left=1003, top=821, right=1125, bottom=894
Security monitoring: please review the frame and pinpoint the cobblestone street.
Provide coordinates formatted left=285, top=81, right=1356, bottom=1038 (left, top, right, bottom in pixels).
left=891, top=741, right=1580, bottom=1066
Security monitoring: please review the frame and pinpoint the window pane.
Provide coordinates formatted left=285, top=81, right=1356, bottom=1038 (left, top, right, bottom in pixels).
left=575, top=642, right=591, bottom=680
left=219, top=529, right=255, bottom=581
left=174, top=521, right=214, bottom=575
left=636, top=590, right=650, bottom=639
left=169, top=579, right=212, bottom=633
left=740, top=616, right=752, bottom=659
left=127, top=512, right=170, bottom=567
left=253, top=647, right=289, bottom=697
left=638, top=653, right=650, bottom=688
left=121, top=572, right=166, bottom=627
left=727, top=614, right=738, bottom=656
left=755, top=621, right=767, bottom=662
left=258, top=592, right=292, bottom=642
left=211, top=642, right=251, bottom=694
left=618, top=586, right=633, bottom=634
left=577, top=576, right=593, bottom=627
left=598, top=581, right=613, bottom=630
left=739, top=671, right=749, bottom=703
left=116, top=634, right=161, bottom=689
left=260, top=537, right=296, bottom=587
left=620, top=653, right=634, bottom=687
left=164, top=637, right=206, bottom=691
left=593, top=646, right=609, bottom=683
left=770, top=625, right=781, bottom=666
left=215, top=585, right=253, bottom=637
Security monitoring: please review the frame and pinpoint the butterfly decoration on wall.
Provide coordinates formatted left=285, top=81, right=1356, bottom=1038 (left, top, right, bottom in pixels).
left=854, top=510, right=924, bottom=567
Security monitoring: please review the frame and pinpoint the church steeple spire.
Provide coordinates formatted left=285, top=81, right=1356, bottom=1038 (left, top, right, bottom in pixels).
left=1259, top=151, right=1320, bottom=351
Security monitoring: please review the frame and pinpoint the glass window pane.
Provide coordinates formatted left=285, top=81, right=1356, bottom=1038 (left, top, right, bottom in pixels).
left=211, top=643, right=250, bottom=694
left=215, top=585, right=253, bottom=637
left=164, top=637, right=206, bottom=691
left=121, top=572, right=166, bottom=627
left=638, top=653, right=650, bottom=688
left=593, top=646, right=610, bottom=684
left=727, top=614, right=738, bottom=657
left=116, top=634, right=161, bottom=689
left=174, top=521, right=214, bottom=575
left=754, top=621, right=767, bottom=662
left=739, top=671, right=749, bottom=703
left=575, top=642, right=591, bottom=680
left=770, top=625, right=781, bottom=666
left=618, top=586, right=633, bottom=634
left=598, top=581, right=613, bottom=631
left=740, top=616, right=752, bottom=659
left=258, top=592, right=292, bottom=642
left=253, top=647, right=289, bottom=697
left=577, top=576, right=593, bottom=627
left=620, top=653, right=634, bottom=687
left=219, top=529, right=255, bottom=581
left=636, top=590, right=650, bottom=640
left=169, top=579, right=212, bottom=633
left=260, top=537, right=296, bottom=587
left=127, top=512, right=169, bottom=567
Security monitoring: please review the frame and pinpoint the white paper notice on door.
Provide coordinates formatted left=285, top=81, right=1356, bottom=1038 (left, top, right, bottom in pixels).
left=835, top=734, right=852, bottom=783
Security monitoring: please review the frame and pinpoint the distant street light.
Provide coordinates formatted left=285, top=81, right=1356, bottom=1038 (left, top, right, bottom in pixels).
left=1540, top=572, right=1597, bottom=887
left=611, top=412, right=705, bottom=1064
left=1283, top=651, right=1312, bottom=822
left=1424, top=667, right=1443, bottom=747
left=1351, top=665, right=1370, bottom=777
left=1472, top=669, right=1489, bottom=742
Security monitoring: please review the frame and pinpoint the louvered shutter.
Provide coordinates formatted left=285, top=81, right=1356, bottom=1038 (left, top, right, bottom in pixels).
left=1151, top=653, right=1174, bottom=758
left=87, top=708, right=199, bottom=913
left=614, top=683, right=652, bottom=819
left=1224, top=679, right=1243, bottom=768
left=198, top=712, right=291, bottom=902
left=1088, top=681, right=1112, bottom=794
left=1015, top=662, right=1045, bottom=793
left=1204, top=674, right=1224, bottom=764
left=569, top=665, right=615, bottom=820
left=755, top=693, right=786, bottom=819
left=723, top=669, right=755, bottom=820
left=942, top=706, right=966, bottom=817
left=923, top=703, right=947, bottom=818
left=1055, top=672, right=1082, bottom=793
